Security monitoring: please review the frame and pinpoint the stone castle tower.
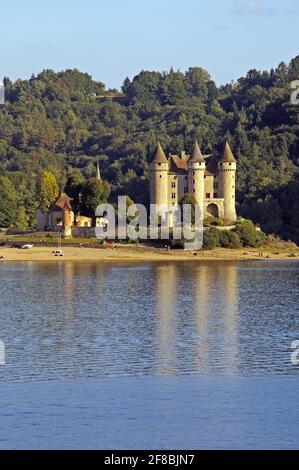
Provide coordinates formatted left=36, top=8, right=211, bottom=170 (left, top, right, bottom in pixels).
left=149, top=140, right=237, bottom=222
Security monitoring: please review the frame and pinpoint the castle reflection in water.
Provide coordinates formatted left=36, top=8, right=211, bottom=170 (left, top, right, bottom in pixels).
left=1, top=260, right=298, bottom=382
left=56, top=261, right=239, bottom=377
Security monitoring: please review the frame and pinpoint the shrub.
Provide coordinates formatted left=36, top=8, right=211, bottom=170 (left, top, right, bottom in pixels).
left=210, top=217, right=224, bottom=226
left=220, top=230, right=242, bottom=248
left=203, top=228, right=221, bottom=250
left=233, top=220, right=264, bottom=247
left=170, top=239, right=185, bottom=249
left=204, top=216, right=224, bottom=227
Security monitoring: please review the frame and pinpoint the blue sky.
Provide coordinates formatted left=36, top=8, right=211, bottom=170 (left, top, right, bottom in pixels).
left=0, top=0, right=298, bottom=89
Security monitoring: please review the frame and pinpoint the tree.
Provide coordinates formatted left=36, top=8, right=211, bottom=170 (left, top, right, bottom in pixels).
left=220, top=230, right=241, bottom=248
left=65, top=170, right=85, bottom=213
left=233, top=220, right=264, bottom=247
left=203, top=228, right=221, bottom=249
left=0, top=176, right=18, bottom=228
left=13, top=206, right=29, bottom=232
left=80, top=177, right=111, bottom=218
left=0, top=58, right=299, bottom=244
left=38, top=171, right=59, bottom=213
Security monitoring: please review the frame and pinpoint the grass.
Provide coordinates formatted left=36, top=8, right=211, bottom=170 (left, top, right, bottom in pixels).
left=2, top=234, right=99, bottom=246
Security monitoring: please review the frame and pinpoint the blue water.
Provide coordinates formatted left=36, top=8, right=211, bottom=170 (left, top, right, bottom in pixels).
left=0, top=261, right=298, bottom=449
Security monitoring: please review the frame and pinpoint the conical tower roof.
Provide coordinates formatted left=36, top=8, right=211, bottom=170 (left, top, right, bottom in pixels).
left=189, top=140, right=205, bottom=163
left=220, top=141, right=236, bottom=163
left=152, top=143, right=168, bottom=163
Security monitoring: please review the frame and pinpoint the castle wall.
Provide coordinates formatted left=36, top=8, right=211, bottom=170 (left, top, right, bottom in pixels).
left=36, top=210, right=48, bottom=231
left=72, top=227, right=96, bottom=238
left=204, top=199, right=225, bottom=219
left=204, top=175, right=214, bottom=198
left=178, top=175, right=187, bottom=202
left=168, top=175, right=178, bottom=206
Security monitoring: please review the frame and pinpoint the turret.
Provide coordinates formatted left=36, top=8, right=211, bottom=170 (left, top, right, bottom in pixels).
left=218, top=142, right=237, bottom=222
left=188, top=140, right=206, bottom=208
left=149, top=143, right=169, bottom=209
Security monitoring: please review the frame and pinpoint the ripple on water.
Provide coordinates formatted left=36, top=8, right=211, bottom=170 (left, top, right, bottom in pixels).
left=0, top=260, right=298, bottom=383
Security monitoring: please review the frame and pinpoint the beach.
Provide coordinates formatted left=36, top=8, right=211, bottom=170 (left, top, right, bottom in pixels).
left=0, top=244, right=298, bottom=262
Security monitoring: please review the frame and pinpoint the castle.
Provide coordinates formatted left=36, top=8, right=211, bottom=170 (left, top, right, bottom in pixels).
left=149, top=141, right=237, bottom=222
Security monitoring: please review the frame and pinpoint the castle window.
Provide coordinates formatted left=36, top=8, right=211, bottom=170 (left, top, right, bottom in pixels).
left=172, top=193, right=176, bottom=199
left=206, top=193, right=211, bottom=199
left=172, top=182, right=176, bottom=188
left=160, top=175, right=162, bottom=178
left=214, top=193, right=218, bottom=198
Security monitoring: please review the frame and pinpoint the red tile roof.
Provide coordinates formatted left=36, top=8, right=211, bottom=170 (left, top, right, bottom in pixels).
left=51, top=193, right=73, bottom=212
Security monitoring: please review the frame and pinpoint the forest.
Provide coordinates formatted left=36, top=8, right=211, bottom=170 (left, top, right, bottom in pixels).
left=0, top=57, right=298, bottom=242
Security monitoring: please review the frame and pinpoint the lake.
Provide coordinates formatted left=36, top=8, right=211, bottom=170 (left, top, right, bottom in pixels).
left=0, top=261, right=298, bottom=449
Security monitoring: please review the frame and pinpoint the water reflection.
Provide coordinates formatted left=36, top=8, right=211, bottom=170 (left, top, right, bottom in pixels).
left=155, top=264, right=177, bottom=374
left=0, top=261, right=298, bottom=383
left=154, top=263, right=239, bottom=375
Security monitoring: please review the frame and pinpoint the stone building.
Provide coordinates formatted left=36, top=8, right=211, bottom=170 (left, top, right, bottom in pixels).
left=149, top=141, right=237, bottom=222
left=36, top=193, right=75, bottom=237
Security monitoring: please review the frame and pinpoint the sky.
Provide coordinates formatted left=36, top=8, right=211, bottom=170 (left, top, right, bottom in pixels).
left=0, top=0, right=298, bottom=89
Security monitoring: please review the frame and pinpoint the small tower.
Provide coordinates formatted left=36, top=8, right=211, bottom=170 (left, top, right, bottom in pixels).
left=96, top=160, right=102, bottom=181
left=218, top=142, right=237, bottom=222
left=149, top=143, right=169, bottom=210
left=188, top=140, right=206, bottom=209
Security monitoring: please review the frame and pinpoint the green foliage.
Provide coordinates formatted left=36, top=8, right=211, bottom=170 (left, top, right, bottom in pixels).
left=203, top=223, right=263, bottom=249
left=204, top=216, right=224, bottom=226
left=38, top=171, right=59, bottom=213
left=203, top=228, right=221, bottom=249
left=219, top=230, right=242, bottom=248
left=0, top=176, right=18, bottom=227
left=65, top=169, right=85, bottom=213
left=239, top=181, right=299, bottom=245
left=0, top=60, right=299, bottom=242
left=13, top=206, right=30, bottom=232
left=80, top=177, right=111, bottom=217
left=232, top=220, right=264, bottom=247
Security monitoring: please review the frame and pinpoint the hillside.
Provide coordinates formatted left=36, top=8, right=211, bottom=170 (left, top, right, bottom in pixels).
left=0, top=58, right=299, bottom=242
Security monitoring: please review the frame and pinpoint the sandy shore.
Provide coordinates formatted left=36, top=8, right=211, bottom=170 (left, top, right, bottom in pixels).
left=0, top=245, right=298, bottom=262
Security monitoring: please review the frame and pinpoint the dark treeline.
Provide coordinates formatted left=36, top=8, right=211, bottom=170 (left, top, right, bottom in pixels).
left=0, top=58, right=299, bottom=241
